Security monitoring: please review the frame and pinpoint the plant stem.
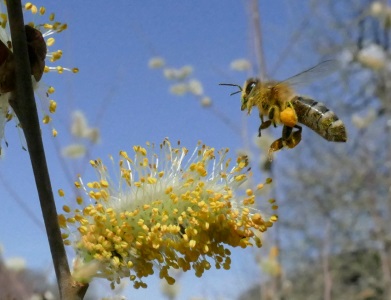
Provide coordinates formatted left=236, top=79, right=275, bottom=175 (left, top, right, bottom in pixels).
left=6, top=0, right=88, bottom=298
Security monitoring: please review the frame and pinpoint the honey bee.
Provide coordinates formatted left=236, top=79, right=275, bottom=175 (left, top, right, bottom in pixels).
left=220, top=60, right=347, bottom=159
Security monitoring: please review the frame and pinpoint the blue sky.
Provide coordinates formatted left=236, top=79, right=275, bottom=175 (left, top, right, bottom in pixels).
left=0, top=1, right=332, bottom=299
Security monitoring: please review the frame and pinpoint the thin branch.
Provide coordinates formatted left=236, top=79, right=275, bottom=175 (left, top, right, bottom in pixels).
left=6, top=0, right=87, bottom=298
left=249, top=0, right=267, bottom=80
left=0, top=170, right=44, bottom=231
left=321, top=220, right=332, bottom=300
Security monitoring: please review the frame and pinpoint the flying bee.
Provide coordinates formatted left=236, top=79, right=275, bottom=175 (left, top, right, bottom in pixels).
left=220, top=60, right=347, bottom=159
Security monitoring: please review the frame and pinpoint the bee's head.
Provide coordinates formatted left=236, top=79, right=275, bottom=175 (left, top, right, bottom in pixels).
left=241, top=78, right=259, bottom=111
left=219, top=78, right=259, bottom=111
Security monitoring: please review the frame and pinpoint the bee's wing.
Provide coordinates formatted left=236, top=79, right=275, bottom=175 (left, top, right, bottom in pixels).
left=277, top=60, right=339, bottom=88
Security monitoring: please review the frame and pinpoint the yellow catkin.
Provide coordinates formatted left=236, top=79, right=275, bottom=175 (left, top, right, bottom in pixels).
left=59, top=140, right=277, bottom=289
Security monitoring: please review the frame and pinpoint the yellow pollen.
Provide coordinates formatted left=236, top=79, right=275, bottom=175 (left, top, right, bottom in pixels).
left=24, top=2, right=33, bottom=10
left=49, top=100, right=57, bottom=113
left=119, top=151, right=129, bottom=159
left=76, top=196, right=83, bottom=205
left=46, top=37, right=55, bottom=47
left=47, top=86, right=55, bottom=94
left=147, top=177, right=157, bottom=184
left=77, top=226, right=87, bottom=234
left=234, top=174, right=246, bottom=182
left=51, top=50, right=63, bottom=61
left=52, top=128, right=58, bottom=137
left=100, top=180, right=109, bottom=188
left=42, top=115, right=51, bottom=124
left=0, top=13, right=7, bottom=29
left=58, top=214, right=66, bottom=228
left=58, top=189, right=65, bottom=197
left=133, top=145, right=147, bottom=156
left=31, top=6, right=38, bottom=14
left=90, top=160, right=98, bottom=167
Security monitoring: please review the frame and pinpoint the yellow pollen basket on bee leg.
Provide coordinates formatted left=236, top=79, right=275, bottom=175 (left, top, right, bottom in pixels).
left=280, top=107, right=298, bottom=128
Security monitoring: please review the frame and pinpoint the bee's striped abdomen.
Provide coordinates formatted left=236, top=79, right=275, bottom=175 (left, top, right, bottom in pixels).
left=291, top=96, right=347, bottom=142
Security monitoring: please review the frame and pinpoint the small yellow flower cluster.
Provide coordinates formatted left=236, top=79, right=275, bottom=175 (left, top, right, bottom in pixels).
left=59, top=139, right=278, bottom=289
left=0, top=2, right=78, bottom=148
left=24, top=2, right=78, bottom=130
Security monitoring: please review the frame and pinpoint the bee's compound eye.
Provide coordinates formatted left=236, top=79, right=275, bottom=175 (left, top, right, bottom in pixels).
left=245, top=79, right=258, bottom=95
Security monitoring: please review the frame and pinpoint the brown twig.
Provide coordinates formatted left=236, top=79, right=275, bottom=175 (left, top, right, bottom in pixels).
left=6, top=0, right=88, bottom=298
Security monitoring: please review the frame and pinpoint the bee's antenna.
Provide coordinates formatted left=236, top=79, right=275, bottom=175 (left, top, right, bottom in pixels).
left=219, top=83, right=242, bottom=96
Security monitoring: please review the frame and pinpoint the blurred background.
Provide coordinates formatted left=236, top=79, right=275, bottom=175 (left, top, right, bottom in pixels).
left=1, top=0, right=391, bottom=299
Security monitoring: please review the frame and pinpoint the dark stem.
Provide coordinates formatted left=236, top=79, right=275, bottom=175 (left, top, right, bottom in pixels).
left=6, top=1, right=87, bottom=298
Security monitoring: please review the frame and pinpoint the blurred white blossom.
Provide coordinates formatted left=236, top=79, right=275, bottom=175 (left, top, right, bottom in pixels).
left=169, top=83, right=188, bottom=95
left=151, top=58, right=213, bottom=108
left=61, top=143, right=87, bottom=158
left=163, top=65, right=193, bottom=80
left=161, top=282, right=180, bottom=300
left=351, top=109, right=376, bottom=129
left=179, top=65, right=193, bottom=79
left=5, top=257, right=26, bottom=272
left=369, top=1, right=391, bottom=26
left=163, top=68, right=178, bottom=80
left=148, top=57, right=165, bottom=69
left=201, top=96, right=212, bottom=107
left=70, top=110, right=100, bottom=143
left=357, top=44, right=387, bottom=70
left=230, top=58, right=251, bottom=71
left=188, top=79, right=203, bottom=95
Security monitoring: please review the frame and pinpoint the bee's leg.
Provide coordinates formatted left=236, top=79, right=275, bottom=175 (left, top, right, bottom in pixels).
left=267, top=138, right=284, bottom=161
left=268, top=125, right=303, bottom=160
left=268, top=106, right=278, bottom=127
left=293, top=124, right=302, bottom=133
left=282, top=125, right=293, bottom=141
left=258, top=114, right=272, bottom=137
left=283, top=125, right=302, bottom=149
